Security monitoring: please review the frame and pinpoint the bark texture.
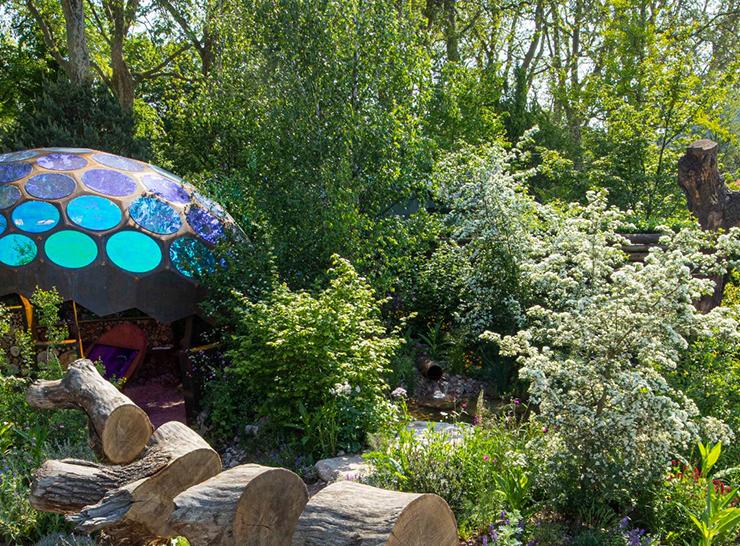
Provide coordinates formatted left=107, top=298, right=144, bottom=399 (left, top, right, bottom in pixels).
left=27, top=359, right=152, bottom=464
left=169, top=464, right=308, bottom=545
left=291, top=481, right=458, bottom=546
left=69, top=421, right=221, bottom=544
left=678, top=139, right=740, bottom=231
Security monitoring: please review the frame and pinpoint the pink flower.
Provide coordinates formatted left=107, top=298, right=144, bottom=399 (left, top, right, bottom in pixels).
left=542, top=426, right=549, bottom=433
left=483, top=455, right=490, bottom=462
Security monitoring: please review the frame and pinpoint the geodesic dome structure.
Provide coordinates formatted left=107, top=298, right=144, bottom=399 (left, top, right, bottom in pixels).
left=0, top=148, right=235, bottom=322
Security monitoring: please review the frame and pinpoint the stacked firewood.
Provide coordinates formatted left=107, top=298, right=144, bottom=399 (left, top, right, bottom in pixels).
left=28, top=359, right=459, bottom=546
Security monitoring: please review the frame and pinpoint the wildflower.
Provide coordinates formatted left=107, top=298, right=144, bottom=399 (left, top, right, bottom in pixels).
left=514, top=398, right=521, bottom=405
left=619, top=516, right=630, bottom=530
left=391, top=387, right=407, bottom=398
left=483, top=454, right=490, bottom=462
left=482, top=536, right=488, bottom=546
left=542, top=426, right=548, bottom=433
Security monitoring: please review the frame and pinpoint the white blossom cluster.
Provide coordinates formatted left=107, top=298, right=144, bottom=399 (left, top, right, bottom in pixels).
left=483, top=191, right=740, bottom=506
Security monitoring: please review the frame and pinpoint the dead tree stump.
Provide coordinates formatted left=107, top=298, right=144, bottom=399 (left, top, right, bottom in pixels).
left=68, top=421, right=221, bottom=544
left=27, top=359, right=152, bottom=464
left=678, top=139, right=740, bottom=310
left=168, top=464, right=308, bottom=546
left=291, top=481, right=458, bottom=546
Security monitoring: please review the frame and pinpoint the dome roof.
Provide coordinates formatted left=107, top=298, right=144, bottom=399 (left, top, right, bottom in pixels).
left=0, top=148, right=235, bottom=322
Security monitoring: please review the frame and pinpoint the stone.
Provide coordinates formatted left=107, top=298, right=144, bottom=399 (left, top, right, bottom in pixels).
left=315, top=455, right=370, bottom=483
left=406, top=421, right=470, bottom=445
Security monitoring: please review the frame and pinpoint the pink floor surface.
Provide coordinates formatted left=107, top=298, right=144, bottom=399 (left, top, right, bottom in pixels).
left=124, top=382, right=187, bottom=428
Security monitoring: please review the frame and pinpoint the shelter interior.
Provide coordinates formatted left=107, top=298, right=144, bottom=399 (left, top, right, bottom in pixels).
left=0, top=293, right=215, bottom=427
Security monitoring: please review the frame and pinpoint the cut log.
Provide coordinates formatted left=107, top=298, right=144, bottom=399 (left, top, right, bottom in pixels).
left=27, top=359, right=152, bottom=464
left=168, top=464, right=308, bottom=546
left=414, top=343, right=443, bottom=381
left=30, top=419, right=190, bottom=514
left=291, top=481, right=458, bottom=546
left=68, top=421, right=221, bottom=544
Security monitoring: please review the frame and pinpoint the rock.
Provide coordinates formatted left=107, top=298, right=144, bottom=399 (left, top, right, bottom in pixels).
left=406, top=421, right=470, bottom=445
left=243, top=423, right=260, bottom=436
left=315, top=455, right=370, bottom=483
left=413, top=371, right=487, bottom=410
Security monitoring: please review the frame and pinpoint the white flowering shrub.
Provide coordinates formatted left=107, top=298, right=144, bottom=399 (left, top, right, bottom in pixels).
left=483, top=192, right=740, bottom=509
left=421, top=138, right=540, bottom=340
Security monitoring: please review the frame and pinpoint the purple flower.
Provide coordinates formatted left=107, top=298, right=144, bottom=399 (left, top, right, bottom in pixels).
left=514, top=398, right=521, bottom=405
left=619, top=516, right=630, bottom=530
left=482, top=536, right=488, bottom=546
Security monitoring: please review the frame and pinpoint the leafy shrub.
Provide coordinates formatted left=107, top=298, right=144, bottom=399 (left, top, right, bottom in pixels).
left=486, top=192, right=740, bottom=511
left=366, top=411, right=535, bottom=538
left=219, top=256, right=401, bottom=456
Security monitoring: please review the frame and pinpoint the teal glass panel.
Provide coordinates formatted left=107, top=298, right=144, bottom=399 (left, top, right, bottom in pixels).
left=169, top=237, right=216, bottom=278
left=45, top=230, right=98, bottom=269
left=0, top=215, right=6, bottom=235
left=106, top=231, right=162, bottom=273
left=11, top=201, right=60, bottom=233
left=0, top=234, right=37, bottom=266
left=129, top=196, right=182, bottom=234
left=0, top=150, right=37, bottom=163
left=67, top=196, right=122, bottom=231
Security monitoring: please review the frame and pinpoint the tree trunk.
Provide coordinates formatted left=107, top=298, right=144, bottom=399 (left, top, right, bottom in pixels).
left=678, top=139, right=740, bottom=231
left=168, top=464, right=308, bottom=546
left=68, top=421, right=221, bottom=544
left=61, top=0, right=91, bottom=84
left=27, top=359, right=152, bottom=464
left=291, top=481, right=458, bottom=546
left=678, top=139, right=740, bottom=311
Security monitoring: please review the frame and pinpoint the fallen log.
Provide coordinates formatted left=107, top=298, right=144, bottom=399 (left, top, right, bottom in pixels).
left=291, top=481, right=458, bottom=546
left=27, top=359, right=152, bottom=464
left=29, top=419, right=194, bottom=514
left=68, top=421, right=221, bottom=544
left=168, top=464, right=308, bottom=546
left=415, top=344, right=443, bottom=381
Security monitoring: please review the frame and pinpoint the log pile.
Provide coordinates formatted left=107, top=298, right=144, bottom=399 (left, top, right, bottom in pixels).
left=28, top=358, right=459, bottom=545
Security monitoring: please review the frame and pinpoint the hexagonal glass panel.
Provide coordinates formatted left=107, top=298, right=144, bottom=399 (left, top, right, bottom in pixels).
left=186, top=206, right=224, bottom=244
left=0, top=215, right=6, bottom=235
left=141, top=174, right=190, bottom=205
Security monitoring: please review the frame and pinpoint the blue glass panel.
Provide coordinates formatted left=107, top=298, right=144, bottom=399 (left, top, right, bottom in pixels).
left=82, top=169, right=137, bottom=196
left=93, top=153, right=145, bottom=172
left=67, top=195, right=122, bottom=231
left=0, top=150, right=37, bottom=163
left=106, top=231, right=162, bottom=273
left=129, top=197, right=182, bottom=234
left=25, top=173, right=76, bottom=199
left=186, top=206, right=224, bottom=244
left=0, top=186, right=21, bottom=209
left=0, top=234, right=37, bottom=266
left=37, top=153, right=87, bottom=171
left=0, top=162, right=32, bottom=183
left=0, top=215, right=6, bottom=235
left=12, top=201, right=60, bottom=233
left=169, top=237, right=217, bottom=279
left=142, top=174, right=190, bottom=204
left=45, top=230, right=98, bottom=269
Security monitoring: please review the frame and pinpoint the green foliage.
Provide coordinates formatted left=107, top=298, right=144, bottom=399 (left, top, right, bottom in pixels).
left=4, top=77, right=149, bottom=158
left=215, top=256, right=401, bottom=456
left=366, top=413, right=535, bottom=538
left=677, top=443, right=740, bottom=546
left=31, top=287, right=67, bottom=345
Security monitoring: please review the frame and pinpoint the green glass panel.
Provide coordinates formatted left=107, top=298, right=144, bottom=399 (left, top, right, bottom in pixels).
left=0, top=234, right=37, bottom=266
left=45, top=230, right=98, bottom=269
left=106, top=231, right=162, bottom=273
